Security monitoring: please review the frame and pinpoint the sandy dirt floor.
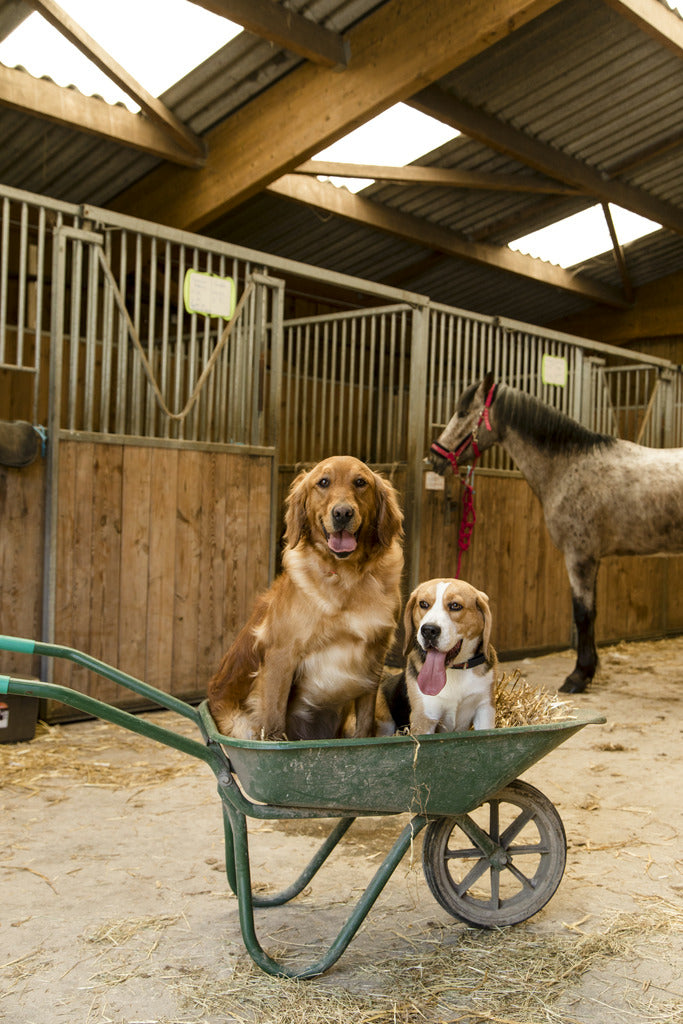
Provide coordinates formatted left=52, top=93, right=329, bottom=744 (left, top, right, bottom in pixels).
left=1, top=636, right=681, bottom=1024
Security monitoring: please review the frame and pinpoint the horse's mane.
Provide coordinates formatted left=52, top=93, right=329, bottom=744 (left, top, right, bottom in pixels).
left=494, top=384, right=616, bottom=455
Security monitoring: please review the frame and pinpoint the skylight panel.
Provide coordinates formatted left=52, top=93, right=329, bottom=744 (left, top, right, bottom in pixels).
left=508, top=204, right=661, bottom=268
left=0, top=0, right=241, bottom=112
left=313, top=103, right=460, bottom=192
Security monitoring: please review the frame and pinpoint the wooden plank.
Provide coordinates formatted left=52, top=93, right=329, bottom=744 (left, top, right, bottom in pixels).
left=187, top=0, right=349, bottom=67
left=244, top=455, right=272, bottom=607
left=221, top=454, right=252, bottom=653
left=0, top=459, right=45, bottom=679
left=112, top=0, right=563, bottom=229
left=268, top=175, right=629, bottom=307
left=52, top=440, right=77, bottom=690
left=146, top=447, right=179, bottom=691
left=87, top=443, right=123, bottom=705
left=196, top=450, right=227, bottom=686
left=293, top=160, right=580, bottom=194
left=118, top=445, right=152, bottom=682
left=602, top=0, right=683, bottom=58
left=0, top=64, right=206, bottom=167
left=29, top=0, right=204, bottom=162
left=72, top=443, right=95, bottom=688
left=172, top=449, right=204, bottom=695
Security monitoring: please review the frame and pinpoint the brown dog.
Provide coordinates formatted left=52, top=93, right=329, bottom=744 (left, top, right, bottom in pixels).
left=208, top=455, right=404, bottom=740
left=401, top=578, right=497, bottom=734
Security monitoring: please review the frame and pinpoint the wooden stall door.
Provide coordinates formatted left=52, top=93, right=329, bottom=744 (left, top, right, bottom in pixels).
left=47, top=439, right=272, bottom=719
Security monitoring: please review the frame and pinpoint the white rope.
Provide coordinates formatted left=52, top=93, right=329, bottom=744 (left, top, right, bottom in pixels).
left=96, top=246, right=255, bottom=423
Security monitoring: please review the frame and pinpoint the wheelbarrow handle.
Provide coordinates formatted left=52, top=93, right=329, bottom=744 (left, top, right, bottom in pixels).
left=0, top=634, right=198, bottom=723
left=0, top=673, right=219, bottom=768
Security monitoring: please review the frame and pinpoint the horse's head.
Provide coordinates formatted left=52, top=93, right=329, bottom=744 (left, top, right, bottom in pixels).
left=428, top=373, right=499, bottom=474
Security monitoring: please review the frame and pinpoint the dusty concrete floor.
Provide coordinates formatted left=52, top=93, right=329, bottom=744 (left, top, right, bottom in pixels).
left=1, top=636, right=681, bottom=1024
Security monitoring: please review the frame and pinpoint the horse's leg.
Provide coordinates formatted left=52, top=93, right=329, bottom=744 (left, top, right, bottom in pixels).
left=560, top=555, right=599, bottom=693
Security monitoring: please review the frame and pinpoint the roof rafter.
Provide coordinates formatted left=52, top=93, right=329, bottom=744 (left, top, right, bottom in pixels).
left=602, top=0, right=683, bottom=58
left=186, top=0, right=349, bottom=68
left=111, top=0, right=565, bottom=230
left=294, top=160, right=582, bottom=194
left=408, top=85, right=683, bottom=235
left=0, top=0, right=29, bottom=42
left=26, top=0, right=205, bottom=163
left=268, top=174, right=630, bottom=307
left=0, top=63, right=206, bottom=167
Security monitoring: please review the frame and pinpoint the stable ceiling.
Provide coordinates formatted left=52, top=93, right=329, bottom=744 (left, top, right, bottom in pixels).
left=1, top=0, right=683, bottom=328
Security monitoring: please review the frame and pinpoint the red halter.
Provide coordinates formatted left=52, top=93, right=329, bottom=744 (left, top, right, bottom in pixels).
left=430, top=383, right=497, bottom=577
left=430, top=383, right=497, bottom=470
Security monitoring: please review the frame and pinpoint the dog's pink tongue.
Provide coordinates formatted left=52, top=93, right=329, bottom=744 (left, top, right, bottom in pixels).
left=327, top=530, right=357, bottom=554
left=417, top=649, right=447, bottom=695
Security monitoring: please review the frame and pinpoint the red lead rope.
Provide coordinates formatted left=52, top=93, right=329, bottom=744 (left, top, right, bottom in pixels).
left=456, top=466, right=477, bottom=578
left=432, top=383, right=496, bottom=578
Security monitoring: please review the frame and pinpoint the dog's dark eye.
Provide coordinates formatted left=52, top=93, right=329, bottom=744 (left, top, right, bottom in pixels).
left=419, top=600, right=431, bottom=610
left=448, top=601, right=463, bottom=612
left=318, top=477, right=330, bottom=489
left=353, top=477, right=368, bottom=489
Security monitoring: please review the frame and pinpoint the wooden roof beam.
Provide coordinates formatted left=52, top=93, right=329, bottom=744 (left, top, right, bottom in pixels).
left=0, top=64, right=206, bottom=167
left=26, top=0, right=205, bottom=163
left=294, top=160, right=582, bottom=194
left=0, top=0, right=30, bottom=42
left=408, top=86, right=683, bottom=236
left=186, top=0, right=349, bottom=68
left=268, top=174, right=630, bottom=307
left=602, top=0, right=683, bottom=58
left=111, top=0, right=565, bottom=230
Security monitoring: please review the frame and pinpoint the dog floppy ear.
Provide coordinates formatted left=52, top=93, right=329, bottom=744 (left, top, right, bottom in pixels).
left=373, top=471, right=403, bottom=548
left=402, top=592, right=418, bottom=656
left=475, top=589, right=493, bottom=657
left=284, top=468, right=311, bottom=548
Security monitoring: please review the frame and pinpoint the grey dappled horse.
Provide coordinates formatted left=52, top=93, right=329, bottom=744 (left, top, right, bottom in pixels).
left=429, top=372, right=683, bottom=693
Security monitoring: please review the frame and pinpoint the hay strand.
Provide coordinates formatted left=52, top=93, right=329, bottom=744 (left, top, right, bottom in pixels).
left=173, top=904, right=682, bottom=1024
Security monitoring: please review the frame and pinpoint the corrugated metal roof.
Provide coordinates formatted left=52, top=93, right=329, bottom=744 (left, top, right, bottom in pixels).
left=0, top=0, right=682, bottom=325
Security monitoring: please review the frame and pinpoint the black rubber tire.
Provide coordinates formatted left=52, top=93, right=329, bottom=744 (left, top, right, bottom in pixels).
left=422, top=779, right=567, bottom=927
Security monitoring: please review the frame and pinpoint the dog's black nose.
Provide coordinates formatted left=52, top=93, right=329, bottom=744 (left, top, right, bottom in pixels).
left=332, top=504, right=354, bottom=529
left=420, top=623, right=440, bottom=646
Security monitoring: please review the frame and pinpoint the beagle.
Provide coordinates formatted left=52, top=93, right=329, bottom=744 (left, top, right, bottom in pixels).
left=399, top=578, right=497, bottom=734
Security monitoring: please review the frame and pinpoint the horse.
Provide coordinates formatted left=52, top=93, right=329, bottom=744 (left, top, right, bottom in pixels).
left=428, top=371, right=683, bottom=693
left=0, top=421, right=39, bottom=468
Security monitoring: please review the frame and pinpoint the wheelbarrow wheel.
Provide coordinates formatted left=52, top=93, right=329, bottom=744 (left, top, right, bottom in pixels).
left=422, top=779, right=566, bottom=928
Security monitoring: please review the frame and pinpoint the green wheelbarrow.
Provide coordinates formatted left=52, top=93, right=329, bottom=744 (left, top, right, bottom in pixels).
left=0, top=635, right=604, bottom=980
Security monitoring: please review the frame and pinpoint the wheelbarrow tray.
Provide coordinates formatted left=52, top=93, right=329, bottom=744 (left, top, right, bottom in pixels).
left=202, top=703, right=603, bottom=816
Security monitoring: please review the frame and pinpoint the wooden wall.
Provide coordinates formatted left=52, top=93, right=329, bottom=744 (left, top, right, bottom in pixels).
left=0, top=440, right=273, bottom=719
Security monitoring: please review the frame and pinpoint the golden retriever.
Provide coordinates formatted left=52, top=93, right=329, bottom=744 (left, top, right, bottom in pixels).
left=398, top=578, right=497, bottom=734
left=208, top=455, right=404, bottom=740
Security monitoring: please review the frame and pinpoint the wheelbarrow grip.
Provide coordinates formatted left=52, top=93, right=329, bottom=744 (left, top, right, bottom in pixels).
left=0, top=634, right=197, bottom=723
left=0, top=635, right=35, bottom=654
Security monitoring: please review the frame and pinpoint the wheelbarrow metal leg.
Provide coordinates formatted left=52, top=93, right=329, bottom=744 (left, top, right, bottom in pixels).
left=224, top=804, right=428, bottom=979
left=221, top=807, right=355, bottom=905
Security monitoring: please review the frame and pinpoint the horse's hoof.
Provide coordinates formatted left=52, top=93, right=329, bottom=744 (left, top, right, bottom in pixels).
left=560, top=674, right=589, bottom=694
